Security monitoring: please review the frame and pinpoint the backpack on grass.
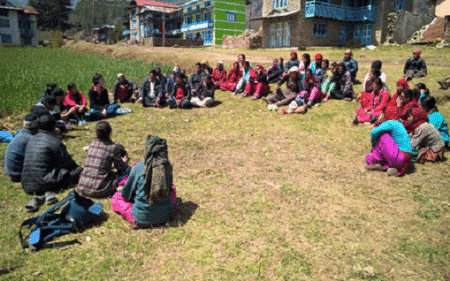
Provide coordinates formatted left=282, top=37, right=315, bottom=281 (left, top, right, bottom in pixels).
left=19, top=191, right=103, bottom=250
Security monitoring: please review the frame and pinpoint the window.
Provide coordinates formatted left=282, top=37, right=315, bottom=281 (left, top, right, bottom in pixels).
left=0, top=18, right=9, bottom=28
left=226, top=12, right=236, bottom=22
left=132, top=9, right=136, bottom=16
left=132, top=19, right=136, bottom=27
left=313, top=21, right=328, bottom=37
left=0, top=9, right=8, bottom=17
left=187, top=16, right=192, bottom=24
left=196, top=13, right=201, bottom=22
left=196, top=4, right=200, bottom=10
left=203, top=30, right=213, bottom=45
left=273, top=0, right=288, bottom=10
left=204, top=11, right=210, bottom=21
left=204, top=1, right=211, bottom=7
left=2, top=34, right=12, bottom=43
left=268, top=21, right=290, bottom=47
left=187, top=7, right=192, bottom=12
left=393, top=0, right=405, bottom=11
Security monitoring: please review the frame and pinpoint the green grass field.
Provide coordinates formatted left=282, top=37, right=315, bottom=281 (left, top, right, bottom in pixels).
left=1, top=44, right=450, bottom=280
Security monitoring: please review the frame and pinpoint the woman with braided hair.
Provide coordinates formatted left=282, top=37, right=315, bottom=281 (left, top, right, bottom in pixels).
left=111, top=135, right=176, bottom=228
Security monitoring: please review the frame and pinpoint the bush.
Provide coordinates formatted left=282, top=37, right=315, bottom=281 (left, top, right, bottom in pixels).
left=51, top=30, right=63, bottom=48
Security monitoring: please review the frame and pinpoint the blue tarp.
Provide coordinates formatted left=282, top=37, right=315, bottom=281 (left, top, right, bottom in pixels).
left=122, top=29, right=130, bottom=36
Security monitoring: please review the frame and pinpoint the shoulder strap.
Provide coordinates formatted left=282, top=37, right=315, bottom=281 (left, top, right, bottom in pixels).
left=19, top=191, right=76, bottom=249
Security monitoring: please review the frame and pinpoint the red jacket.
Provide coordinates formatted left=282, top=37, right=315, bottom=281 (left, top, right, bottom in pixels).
left=64, top=90, right=87, bottom=108
left=212, top=68, right=227, bottom=85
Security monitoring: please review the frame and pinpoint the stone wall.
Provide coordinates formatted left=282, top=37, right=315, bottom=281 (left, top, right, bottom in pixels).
left=392, top=11, right=434, bottom=44
left=143, top=37, right=204, bottom=47
left=222, top=36, right=262, bottom=49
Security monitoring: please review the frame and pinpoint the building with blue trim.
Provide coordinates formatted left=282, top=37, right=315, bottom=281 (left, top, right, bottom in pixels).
left=255, top=0, right=437, bottom=48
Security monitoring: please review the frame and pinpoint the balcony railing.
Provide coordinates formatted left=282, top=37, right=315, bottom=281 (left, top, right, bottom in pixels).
left=180, top=20, right=213, bottom=32
left=305, top=0, right=378, bottom=22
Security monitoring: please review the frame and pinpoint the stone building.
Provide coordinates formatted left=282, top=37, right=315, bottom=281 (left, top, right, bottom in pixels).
left=180, top=0, right=249, bottom=45
left=0, top=0, right=38, bottom=47
left=127, top=0, right=183, bottom=43
left=254, top=0, right=437, bottom=48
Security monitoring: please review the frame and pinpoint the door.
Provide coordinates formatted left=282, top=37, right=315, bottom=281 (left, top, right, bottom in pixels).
left=338, top=23, right=350, bottom=46
left=353, top=23, right=372, bottom=46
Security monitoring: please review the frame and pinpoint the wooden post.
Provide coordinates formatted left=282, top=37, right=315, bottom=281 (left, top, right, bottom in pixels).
left=162, top=14, right=166, bottom=47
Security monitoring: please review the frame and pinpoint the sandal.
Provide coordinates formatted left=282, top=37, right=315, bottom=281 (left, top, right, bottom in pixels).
left=45, top=191, right=58, bottom=205
left=25, top=197, right=45, bottom=212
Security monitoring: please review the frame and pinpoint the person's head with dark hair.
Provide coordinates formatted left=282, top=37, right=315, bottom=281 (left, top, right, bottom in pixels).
left=238, top=54, right=245, bottom=63
left=46, top=83, right=57, bottom=95
left=42, top=96, right=56, bottom=111
left=52, top=87, right=65, bottom=105
left=304, top=68, right=313, bottom=81
left=154, top=65, right=161, bottom=74
left=279, top=57, right=284, bottom=65
left=371, top=60, right=382, bottom=71
left=373, top=77, right=383, bottom=91
left=368, top=68, right=381, bottom=82
left=68, top=83, right=76, bottom=90
left=195, top=62, right=202, bottom=73
left=176, top=72, right=186, bottom=85
left=415, top=83, right=427, bottom=91
left=204, top=74, right=212, bottom=83
left=96, top=121, right=112, bottom=141
left=149, top=69, right=157, bottom=81
left=330, top=61, right=338, bottom=70
left=92, top=73, right=104, bottom=86
left=402, top=89, right=414, bottom=101
left=420, top=95, right=436, bottom=112
left=321, top=59, right=329, bottom=69
left=23, top=113, right=39, bottom=134
left=337, top=62, right=346, bottom=74
left=302, top=53, right=311, bottom=68
left=39, top=115, right=56, bottom=133
left=116, top=143, right=129, bottom=163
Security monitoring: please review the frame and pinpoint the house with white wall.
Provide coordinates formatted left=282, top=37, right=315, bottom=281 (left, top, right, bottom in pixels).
left=0, top=0, right=38, bottom=47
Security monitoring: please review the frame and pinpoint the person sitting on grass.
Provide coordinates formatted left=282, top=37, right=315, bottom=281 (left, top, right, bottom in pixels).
left=286, top=69, right=322, bottom=114
left=437, top=76, right=450, bottom=90
left=77, top=121, right=131, bottom=198
left=322, top=62, right=354, bottom=102
left=362, top=69, right=381, bottom=93
left=320, top=61, right=336, bottom=95
left=237, top=54, right=246, bottom=73
left=39, top=83, right=57, bottom=102
left=165, top=67, right=178, bottom=98
left=415, top=82, right=429, bottom=104
left=263, top=66, right=303, bottom=110
left=354, top=78, right=390, bottom=125
left=88, top=73, right=120, bottom=121
left=315, top=58, right=328, bottom=84
left=396, top=89, right=419, bottom=122
left=137, top=70, right=164, bottom=108
left=403, top=107, right=446, bottom=163
left=341, top=49, right=358, bottom=82
left=190, top=74, right=215, bottom=108
left=266, top=58, right=283, bottom=84
left=113, top=73, right=138, bottom=103
left=251, top=64, right=271, bottom=100
left=310, top=53, right=323, bottom=76
left=363, top=60, right=386, bottom=89
left=64, top=83, right=88, bottom=126
left=31, top=96, right=56, bottom=118
left=220, top=61, right=242, bottom=92
left=153, top=65, right=167, bottom=96
left=420, top=95, right=449, bottom=147
left=52, top=87, right=83, bottom=128
left=111, top=135, right=176, bottom=228
left=167, top=73, right=191, bottom=109
left=299, top=53, right=311, bottom=77
left=190, top=62, right=206, bottom=97
left=32, top=91, right=71, bottom=134
left=21, top=115, right=83, bottom=195
left=211, top=61, right=227, bottom=89
left=404, top=48, right=427, bottom=81
left=234, top=61, right=257, bottom=97
left=4, top=114, right=39, bottom=183
left=283, top=51, right=300, bottom=76
left=365, top=109, right=412, bottom=177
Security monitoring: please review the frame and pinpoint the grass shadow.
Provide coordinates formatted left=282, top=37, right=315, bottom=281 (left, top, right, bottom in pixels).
left=208, top=100, right=223, bottom=108
left=170, top=199, right=198, bottom=227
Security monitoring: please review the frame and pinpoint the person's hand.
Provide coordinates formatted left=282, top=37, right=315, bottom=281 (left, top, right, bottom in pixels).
left=102, top=108, right=107, bottom=116
left=203, top=81, right=207, bottom=87
left=116, top=186, right=122, bottom=192
left=156, top=98, right=161, bottom=108
left=165, top=93, right=169, bottom=99
left=192, top=89, right=197, bottom=93
left=396, top=99, right=402, bottom=107
left=122, top=155, right=129, bottom=163
left=176, top=99, right=182, bottom=106
left=275, top=84, right=280, bottom=91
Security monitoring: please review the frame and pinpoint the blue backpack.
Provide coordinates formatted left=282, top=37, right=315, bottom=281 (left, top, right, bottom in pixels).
left=19, top=191, right=103, bottom=250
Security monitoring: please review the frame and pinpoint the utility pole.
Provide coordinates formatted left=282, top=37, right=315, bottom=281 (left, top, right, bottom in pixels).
left=91, top=0, right=94, bottom=40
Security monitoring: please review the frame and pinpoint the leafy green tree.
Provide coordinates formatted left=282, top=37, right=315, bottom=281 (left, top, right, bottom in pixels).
left=29, top=0, right=73, bottom=31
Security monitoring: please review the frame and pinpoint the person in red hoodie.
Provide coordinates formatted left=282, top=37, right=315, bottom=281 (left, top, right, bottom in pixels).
left=63, top=83, right=88, bottom=125
left=211, top=61, right=227, bottom=89
left=353, top=78, right=390, bottom=125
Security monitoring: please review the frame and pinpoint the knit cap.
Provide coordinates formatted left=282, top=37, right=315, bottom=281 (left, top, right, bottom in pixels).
left=23, top=113, right=39, bottom=129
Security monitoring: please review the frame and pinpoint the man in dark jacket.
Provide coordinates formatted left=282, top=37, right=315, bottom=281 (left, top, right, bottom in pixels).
left=283, top=52, right=300, bottom=75
left=190, top=62, right=205, bottom=96
left=404, top=48, right=427, bottom=81
left=167, top=73, right=191, bottom=109
left=21, top=115, right=83, bottom=195
left=264, top=66, right=303, bottom=107
left=137, top=70, right=164, bottom=107
left=190, top=74, right=215, bottom=107
left=113, top=73, right=138, bottom=103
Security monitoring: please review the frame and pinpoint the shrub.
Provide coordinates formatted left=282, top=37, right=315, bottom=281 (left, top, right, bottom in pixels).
left=51, top=30, right=63, bottom=48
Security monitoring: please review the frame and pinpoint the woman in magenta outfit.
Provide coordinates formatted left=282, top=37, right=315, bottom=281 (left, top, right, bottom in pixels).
left=354, top=78, right=390, bottom=124
left=220, top=61, right=242, bottom=92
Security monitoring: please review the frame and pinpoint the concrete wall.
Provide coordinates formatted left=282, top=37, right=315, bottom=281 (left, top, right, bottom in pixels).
left=436, top=0, right=450, bottom=17
left=144, top=37, right=204, bottom=47
left=222, top=35, right=262, bottom=48
left=0, top=9, right=20, bottom=46
left=393, top=10, right=435, bottom=43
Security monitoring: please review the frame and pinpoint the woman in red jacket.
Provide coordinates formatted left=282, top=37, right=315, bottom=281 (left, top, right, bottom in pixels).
left=63, top=83, right=88, bottom=125
left=220, top=61, right=242, bottom=92
left=353, top=78, right=390, bottom=125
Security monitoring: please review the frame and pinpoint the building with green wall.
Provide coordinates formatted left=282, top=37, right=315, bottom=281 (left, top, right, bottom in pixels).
left=180, top=0, right=248, bottom=46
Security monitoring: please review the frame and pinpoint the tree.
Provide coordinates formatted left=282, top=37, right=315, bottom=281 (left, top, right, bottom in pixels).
left=29, top=0, right=73, bottom=31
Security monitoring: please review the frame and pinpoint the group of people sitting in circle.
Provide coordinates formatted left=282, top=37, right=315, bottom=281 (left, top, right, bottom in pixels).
left=2, top=47, right=448, bottom=228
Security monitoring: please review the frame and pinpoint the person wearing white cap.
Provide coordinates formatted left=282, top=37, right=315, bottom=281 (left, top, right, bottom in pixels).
left=113, top=73, right=138, bottom=103
left=4, top=114, right=39, bottom=182
left=263, top=66, right=303, bottom=108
